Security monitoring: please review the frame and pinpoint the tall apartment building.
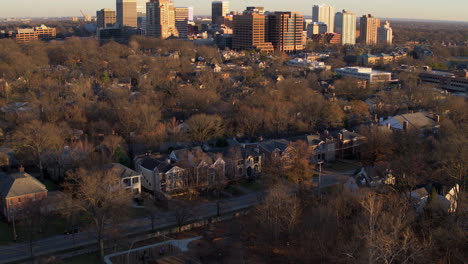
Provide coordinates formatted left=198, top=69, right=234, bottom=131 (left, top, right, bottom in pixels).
left=116, top=0, right=137, bottom=27
left=175, top=7, right=192, bottom=38
left=212, top=1, right=230, bottom=25
left=312, top=4, right=335, bottom=33
left=233, top=11, right=273, bottom=53
left=146, top=0, right=178, bottom=39
left=267, top=12, right=304, bottom=52
left=335, top=10, right=356, bottom=45
left=34, top=25, right=56, bottom=40
left=97, top=9, right=116, bottom=28
left=360, top=14, right=380, bottom=45
left=378, top=21, right=393, bottom=45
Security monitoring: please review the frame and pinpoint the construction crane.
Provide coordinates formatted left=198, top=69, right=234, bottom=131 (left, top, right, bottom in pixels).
left=80, top=9, right=90, bottom=22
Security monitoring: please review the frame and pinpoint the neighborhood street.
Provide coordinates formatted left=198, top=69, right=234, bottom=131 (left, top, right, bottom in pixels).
left=0, top=192, right=261, bottom=264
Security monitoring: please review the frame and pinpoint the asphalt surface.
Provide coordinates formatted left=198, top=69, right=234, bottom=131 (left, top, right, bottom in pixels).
left=0, top=192, right=261, bottom=264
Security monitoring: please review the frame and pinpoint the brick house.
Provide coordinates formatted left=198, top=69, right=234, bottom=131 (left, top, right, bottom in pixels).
left=0, top=171, right=48, bottom=222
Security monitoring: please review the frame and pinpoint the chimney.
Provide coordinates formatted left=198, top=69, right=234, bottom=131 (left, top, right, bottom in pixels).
left=338, top=133, right=343, bottom=141
left=374, top=114, right=378, bottom=122
left=19, top=165, right=25, bottom=173
left=435, top=115, right=440, bottom=123
left=387, top=123, right=391, bottom=129
left=403, top=121, right=409, bottom=130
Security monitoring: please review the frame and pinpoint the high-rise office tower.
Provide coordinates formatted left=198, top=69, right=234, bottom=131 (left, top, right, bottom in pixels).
left=146, top=0, right=178, bottom=38
left=175, top=7, right=192, bottom=38
left=232, top=9, right=273, bottom=53
left=212, top=1, right=230, bottom=25
left=116, top=0, right=137, bottom=27
left=378, top=21, right=393, bottom=45
left=312, top=4, right=335, bottom=33
left=335, top=10, right=356, bottom=45
left=267, top=12, right=304, bottom=52
left=137, top=0, right=149, bottom=32
left=97, top=9, right=117, bottom=28
left=360, top=14, right=380, bottom=45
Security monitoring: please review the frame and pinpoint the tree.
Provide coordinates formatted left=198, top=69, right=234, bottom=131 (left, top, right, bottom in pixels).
left=320, top=101, right=345, bottom=129
left=254, top=184, right=301, bottom=246
left=359, top=125, right=394, bottom=166
left=186, top=114, right=224, bottom=142
left=64, top=168, right=132, bottom=260
left=173, top=202, right=193, bottom=232
left=10, top=120, right=65, bottom=180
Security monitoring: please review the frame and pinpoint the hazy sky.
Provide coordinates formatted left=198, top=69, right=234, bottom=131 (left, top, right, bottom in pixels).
left=1, top=0, right=467, bottom=22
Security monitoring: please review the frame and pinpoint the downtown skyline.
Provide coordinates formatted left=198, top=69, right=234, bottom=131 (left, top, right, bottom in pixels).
left=1, top=0, right=468, bottom=22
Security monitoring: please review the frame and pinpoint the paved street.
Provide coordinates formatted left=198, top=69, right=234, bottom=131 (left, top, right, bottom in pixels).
left=0, top=193, right=261, bottom=264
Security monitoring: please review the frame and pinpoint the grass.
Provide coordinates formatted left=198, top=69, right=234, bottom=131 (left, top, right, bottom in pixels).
left=62, top=253, right=100, bottom=264
left=0, top=221, right=13, bottom=245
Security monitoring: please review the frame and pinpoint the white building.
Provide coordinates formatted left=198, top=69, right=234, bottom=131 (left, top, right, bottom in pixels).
left=312, top=4, right=335, bottom=33
left=286, top=58, right=331, bottom=70
left=335, top=10, right=356, bottom=45
left=334, top=67, right=392, bottom=83
left=378, top=21, right=393, bottom=45
left=107, top=163, right=142, bottom=195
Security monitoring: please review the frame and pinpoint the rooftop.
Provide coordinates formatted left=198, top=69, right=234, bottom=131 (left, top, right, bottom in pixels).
left=0, top=172, right=47, bottom=198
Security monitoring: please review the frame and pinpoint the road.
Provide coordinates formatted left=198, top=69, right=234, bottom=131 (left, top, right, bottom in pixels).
left=0, top=192, right=261, bottom=264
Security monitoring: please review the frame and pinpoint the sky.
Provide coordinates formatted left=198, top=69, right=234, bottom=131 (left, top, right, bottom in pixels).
left=1, top=0, right=468, bottom=22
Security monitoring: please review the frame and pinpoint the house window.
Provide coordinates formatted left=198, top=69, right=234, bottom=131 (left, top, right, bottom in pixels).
left=132, top=177, right=139, bottom=184
left=9, top=199, right=13, bottom=205
left=254, top=157, right=259, bottom=163
left=17, top=198, right=22, bottom=203
left=123, top=178, right=131, bottom=186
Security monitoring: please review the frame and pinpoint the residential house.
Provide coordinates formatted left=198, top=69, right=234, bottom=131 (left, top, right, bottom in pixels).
left=259, top=139, right=296, bottom=167
left=335, top=129, right=365, bottom=159
left=301, top=134, right=336, bottom=164
left=105, top=163, right=142, bottom=196
left=134, top=154, right=186, bottom=194
left=379, top=112, right=439, bottom=132
left=0, top=170, right=48, bottom=222
left=224, top=144, right=262, bottom=180
left=134, top=148, right=226, bottom=195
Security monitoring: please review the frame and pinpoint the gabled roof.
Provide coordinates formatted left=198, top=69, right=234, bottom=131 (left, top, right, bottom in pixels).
left=259, top=139, right=290, bottom=154
left=105, top=163, right=141, bottom=179
left=380, top=112, right=436, bottom=130
left=0, top=172, right=47, bottom=198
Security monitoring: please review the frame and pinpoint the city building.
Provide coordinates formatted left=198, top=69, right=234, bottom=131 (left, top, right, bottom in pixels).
left=97, top=27, right=124, bottom=43
left=175, top=7, right=191, bottom=38
left=306, top=22, right=327, bottom=38
left=232, top=11, right=274, bottom=53
left=286, top=58, right=331, bottom=71
left=419, top=70, right=468, bottom=93
left=335, top=66, right=392, bottom=83
left=116, top=0, right=137, bottom=27
left=378, top=21, right=393, bottom=45
left=360, top=14, right=380, bottom=45
left=335, top=10, right=356, bottom=45
left=0, top=170, right=48, bottom=222
left=136, top=0, right=149, bottom=33
left=245, top=6, right=265, bottom=14
left=212, top=1, right=230, bottom=25
left=97, top=9, right=117, bottom=28
left=34, top=25, right=56, bottom=40
left=358, top=51, right=407, bottom=66
left=267, top=12, right=304, bottom=52
left=312, top=4, right=335, bottom=33
left=311, top=32, right=341, bottom=44
left=12, top=28, right=38, bottom=43
left=146, top=0, right=178, bottom=39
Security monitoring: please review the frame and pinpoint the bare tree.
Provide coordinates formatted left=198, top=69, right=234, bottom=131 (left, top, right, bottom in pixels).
left=186, top=114, right=224, bottom=143
left=173, top=202, right=193, bottom=232
left=10, top=120, right=65, bottom=180
left=64, top=167, right=132, bottom=260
